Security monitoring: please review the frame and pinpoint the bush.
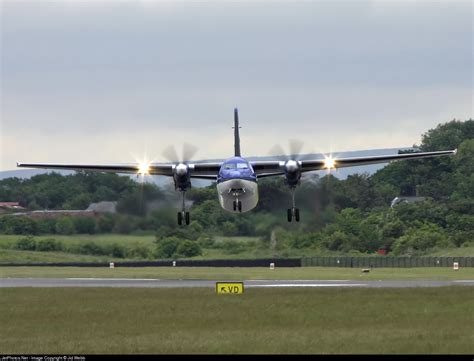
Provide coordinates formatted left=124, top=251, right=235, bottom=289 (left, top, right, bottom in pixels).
left=107, top=243, right=126, bottom=258
left=36, top=219, right=57, bottom=234
left=127, top=245, right=151, bottom=259
left=55, top=217, right=76, bottom=235
left=289, top=233, right=319, bottom=249
left=155, top=226, right=198, bottom=241
left=78, top=241, right=106, bottom=256
left=1, top=217, right=37, bottom=235
left=97, top=214, right=116, bottom=233
left=73, top=217, right=96, bottom=234
left=15, top=236, right=36, bottom=251
left=217, top=239, right=247, bottom=254
left=176, top=240, right=202, bottom=258
left=113, top=215, right=135, bottom=234
left=36, top=238, right=63, bottom=252
left=198, top=235, right=215, bottom=248
left=392, top=224, right=449, bottom=255
left=154, top=237, right=180, bottom=259
left=221, top=221, right=238, bottom=237
left=188, top=221, right=204, bottom=236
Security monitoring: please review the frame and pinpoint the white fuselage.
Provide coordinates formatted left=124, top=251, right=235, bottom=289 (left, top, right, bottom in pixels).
left=216, top=178, right=259, bottom=213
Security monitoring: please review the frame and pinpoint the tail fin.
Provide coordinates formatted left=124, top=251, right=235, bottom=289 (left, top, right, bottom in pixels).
left=234, top=108, right=241, bottom=157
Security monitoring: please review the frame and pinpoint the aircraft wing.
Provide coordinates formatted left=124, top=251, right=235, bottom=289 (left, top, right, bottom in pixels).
left=251, top=149, right=457, bottom=177
left=16, top=162, right=222, bottom=179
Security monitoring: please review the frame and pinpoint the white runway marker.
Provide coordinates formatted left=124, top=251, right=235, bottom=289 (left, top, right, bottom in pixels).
left=67, top=278, right=160, bottom=281
left=247, top=283, right=366, bottom=288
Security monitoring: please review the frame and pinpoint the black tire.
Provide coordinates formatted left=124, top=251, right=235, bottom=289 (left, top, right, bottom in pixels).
left=233, top=201, right=237, bottom=211
left=287, top=209, right=292, bottom=222
left=185, top=212, right=190, bottom=225
left=295, top=208, right=300, bottom=222
left=177, top=212, right=183, bottom=226
left=238, top=201, right=242, bottom=213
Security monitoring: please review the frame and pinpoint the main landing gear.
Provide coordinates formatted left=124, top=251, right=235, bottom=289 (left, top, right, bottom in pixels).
left=177, top=190, right=190, bottom=226
left=287, top=188, right=300, bottom=222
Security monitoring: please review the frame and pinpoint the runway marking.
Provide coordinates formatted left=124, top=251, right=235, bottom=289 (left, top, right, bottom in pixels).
left=453, top=280, right=474, bottom=282
left=247, top=283, right=366, bottom=288
left=252, top=279, right=350, bottom=282
left=67, top=278, right=160, bottom=281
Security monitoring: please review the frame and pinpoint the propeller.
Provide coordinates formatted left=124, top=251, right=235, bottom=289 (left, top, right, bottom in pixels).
left=162, top=143, right=198, bottom=191
left=162, top=142, right=198, bottom=164
left=269, top=139, right=304, bottom=162
left=269, top=139, right=305, bottom=187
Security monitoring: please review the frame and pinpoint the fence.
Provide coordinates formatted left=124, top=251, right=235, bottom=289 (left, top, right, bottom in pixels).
left=301, top=256, right=474, bottom=268
left=0, top=258, right=301, bottom=268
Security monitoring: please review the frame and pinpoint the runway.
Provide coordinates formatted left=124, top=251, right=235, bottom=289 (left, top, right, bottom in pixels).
left=1, top=278, right=474, bottom=288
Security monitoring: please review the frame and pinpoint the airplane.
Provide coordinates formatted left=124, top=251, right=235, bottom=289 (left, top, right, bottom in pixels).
left=17, top=109, right=457, bottom=225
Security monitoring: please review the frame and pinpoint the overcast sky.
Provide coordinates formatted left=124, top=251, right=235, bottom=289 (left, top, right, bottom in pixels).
left=1, top=0, right=472, bottom=171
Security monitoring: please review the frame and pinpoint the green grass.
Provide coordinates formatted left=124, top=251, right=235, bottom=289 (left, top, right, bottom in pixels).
left=425, top=245, right=474, bottom=257
left=0, top=287, right=473, bottom=354
left=0, top=249, right=120, bottom=263
left=1, top=266, right=473, bottom=280
left=0, top=234, right=156, bottom=248
left=1, top=234, right=473, bottom=262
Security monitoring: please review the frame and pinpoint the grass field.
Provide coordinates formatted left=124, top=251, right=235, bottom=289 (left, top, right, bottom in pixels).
left=0, top=287, right=473, bottom=354
left=1, top=266, right=474, bottom=280
left=1, top=235, right=473, bottom=263
left=0, top=249, right=120, bottom=263
left=0, top=234, right=156, bottom=249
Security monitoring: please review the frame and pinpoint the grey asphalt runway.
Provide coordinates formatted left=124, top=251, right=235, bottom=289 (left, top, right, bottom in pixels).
left=1, top=278, right=474, bottom=288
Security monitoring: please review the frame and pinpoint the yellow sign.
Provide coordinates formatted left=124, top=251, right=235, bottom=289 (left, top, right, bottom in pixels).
left=216, top=282, right=244, bottom=294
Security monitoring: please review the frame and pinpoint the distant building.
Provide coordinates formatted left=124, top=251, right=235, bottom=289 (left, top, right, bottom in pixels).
left=10, top=209, right=96, bottom=219
left=390, top=196, right=427, bottom=208
left=0, top=202, right=26, bottom=214
left=86, top=201, right=117, bottom=213
left=6, top=201, right=117, bottom=219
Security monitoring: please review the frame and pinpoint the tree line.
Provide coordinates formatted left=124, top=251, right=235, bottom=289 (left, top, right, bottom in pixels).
left=0, top=119, right=472, bottom=256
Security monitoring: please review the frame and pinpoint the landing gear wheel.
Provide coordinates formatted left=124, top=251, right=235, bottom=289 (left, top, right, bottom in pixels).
left=237, top=201, right=242, bottom=213
left=287, top=209, right=292, bottom=222
left=177, top=212, right=183, bottom=226
left=185, top=212, right=190, bottom=225
left=295, top=208, right=300, bottom=222
left=233, top=201, right=237, bottom=211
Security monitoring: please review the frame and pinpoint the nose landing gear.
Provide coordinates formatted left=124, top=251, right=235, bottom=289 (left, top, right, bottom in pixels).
left=229, top=188, right=244, bottom=213
left=233, top=199, right=242, bottom=213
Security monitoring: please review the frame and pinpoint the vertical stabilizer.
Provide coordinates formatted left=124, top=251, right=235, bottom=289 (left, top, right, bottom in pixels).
left=234, top=108, right=241, bottom=157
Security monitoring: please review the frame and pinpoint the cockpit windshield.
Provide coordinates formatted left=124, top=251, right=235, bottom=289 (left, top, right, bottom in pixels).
left=223, top=162, right=249, bottom=170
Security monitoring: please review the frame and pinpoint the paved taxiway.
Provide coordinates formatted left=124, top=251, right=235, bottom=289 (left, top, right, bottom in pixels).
left=1, top=278, right=473, bottom=288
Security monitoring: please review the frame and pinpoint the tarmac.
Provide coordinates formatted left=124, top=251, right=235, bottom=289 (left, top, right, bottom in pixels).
left=1, top=278, right=474, bottom=288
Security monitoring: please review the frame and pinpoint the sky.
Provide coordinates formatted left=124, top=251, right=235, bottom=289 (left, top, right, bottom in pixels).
left=1, top=0, right=472, bottom=171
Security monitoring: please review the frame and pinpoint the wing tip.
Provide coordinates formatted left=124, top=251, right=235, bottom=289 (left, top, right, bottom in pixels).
left=453, top=148, right=458, bottom=155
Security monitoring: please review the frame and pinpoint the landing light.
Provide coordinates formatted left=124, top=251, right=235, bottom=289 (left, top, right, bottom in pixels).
left=138, top=161, right=150, bottom=176
left=323, top=156, right=336, bottom=170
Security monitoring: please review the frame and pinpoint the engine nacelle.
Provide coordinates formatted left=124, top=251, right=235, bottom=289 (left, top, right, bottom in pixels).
left=284, top=160, right=301, bottom=187
left=173, top=163, right=191, bottom=191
